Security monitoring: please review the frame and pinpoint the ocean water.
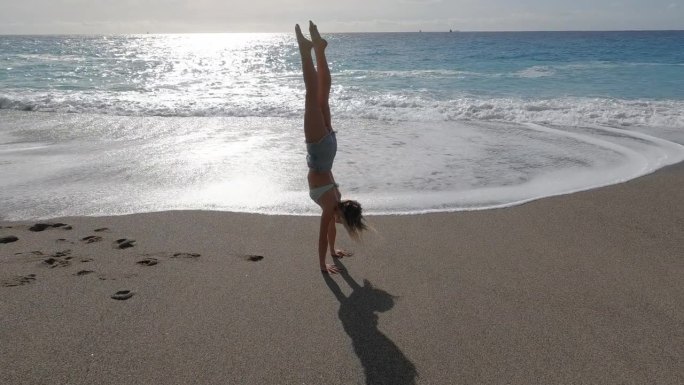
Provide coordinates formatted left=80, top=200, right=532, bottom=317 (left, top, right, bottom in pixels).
left=1, top=31, right=683, bottom=219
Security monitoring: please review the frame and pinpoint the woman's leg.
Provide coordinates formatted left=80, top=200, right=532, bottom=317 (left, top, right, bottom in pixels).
left=296, top=24, right=328, bottom=143
left=310, top=21, right=332, bottom=130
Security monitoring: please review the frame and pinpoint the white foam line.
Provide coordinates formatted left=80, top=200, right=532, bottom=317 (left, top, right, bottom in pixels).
left=524, top=122, right=650, bottom=175
left=585, top=124, right=684, bottom=169
left=366, top=123, right=684, bottom=216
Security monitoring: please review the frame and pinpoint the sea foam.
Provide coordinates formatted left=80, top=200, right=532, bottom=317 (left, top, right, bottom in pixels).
left=1, top=111, right=682, bottom=219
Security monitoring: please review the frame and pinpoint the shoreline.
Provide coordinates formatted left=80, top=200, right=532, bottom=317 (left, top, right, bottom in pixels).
left=3, top=160, right=683, bottom=222
left=1, top=162, right=682, bottom=384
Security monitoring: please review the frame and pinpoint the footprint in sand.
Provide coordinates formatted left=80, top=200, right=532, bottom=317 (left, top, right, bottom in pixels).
left=171, top=252, right=200, bottom=259
left=81, top=235, right=102, bottom=244
left=43, top=258, right=68, bottom=268
left=136, top=257, right=158, bottom=266
left=14, top=250, right=43, bottom=257
left=74, top=270, right=94, bottom=276
left=93, top=227, right=109, bottom=232
left=111, top=290, right=134, bottom=300
left=243, top=254, right=264, bottom=262
left=137, top=252, right=200, bottom=264
left=0, top=235, right=19, bottom=244
left=29, top=223, right=72, bottom=232
left=42, top=250, right=72, bottom=268
left=80, top=258, right=94, bottom=263
left=114, top=239, right=135, bottom=249
left=29, top=223, right=57, bottom=232
left=1, top=274, right=36, bottom=287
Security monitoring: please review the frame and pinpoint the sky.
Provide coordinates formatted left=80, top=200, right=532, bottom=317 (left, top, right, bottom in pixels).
left=0, top=0, right=682, bottom=34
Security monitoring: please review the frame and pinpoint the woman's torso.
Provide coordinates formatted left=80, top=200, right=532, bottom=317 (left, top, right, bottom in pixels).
left=308, top=170, right=340, bottom=206
left=306, top=131, right=337, bottom=173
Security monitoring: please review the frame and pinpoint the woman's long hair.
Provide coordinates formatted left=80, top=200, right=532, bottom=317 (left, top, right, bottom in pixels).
left=338, top=199, right=367, bottom=240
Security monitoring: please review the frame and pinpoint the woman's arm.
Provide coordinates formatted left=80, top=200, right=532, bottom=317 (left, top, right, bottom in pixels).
left=319, top=210, right=341, bottom=273
left=327, top=218, right=339, bottom=257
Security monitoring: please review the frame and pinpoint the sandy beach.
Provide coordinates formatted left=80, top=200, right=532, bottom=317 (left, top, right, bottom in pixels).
left=1, top=163, right=682, bottom=385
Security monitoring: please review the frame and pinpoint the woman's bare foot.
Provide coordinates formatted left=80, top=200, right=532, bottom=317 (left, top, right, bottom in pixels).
left=309, top=20, right=327, bottom=51
left=321, top=263, right=342, bottom=274
left=331, top=249, right=353, bottom=258
left=295, top=24, right=313, bottom=52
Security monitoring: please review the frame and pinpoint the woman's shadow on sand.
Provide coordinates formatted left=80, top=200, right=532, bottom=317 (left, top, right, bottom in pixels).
left=323, top=260, right=417, bottom=385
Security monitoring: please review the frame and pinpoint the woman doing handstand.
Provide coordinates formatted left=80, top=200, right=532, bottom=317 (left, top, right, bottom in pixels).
left=295, top=21, right=367, bottom=274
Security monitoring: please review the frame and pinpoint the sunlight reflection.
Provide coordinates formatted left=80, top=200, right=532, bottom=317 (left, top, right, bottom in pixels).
left=110, top=33, right=299, bottom=117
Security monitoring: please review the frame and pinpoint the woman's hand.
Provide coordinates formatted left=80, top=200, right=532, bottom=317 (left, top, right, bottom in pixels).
left=321, top=263, right=343, bottom=274
left=331, top=249, right=353, bottom=258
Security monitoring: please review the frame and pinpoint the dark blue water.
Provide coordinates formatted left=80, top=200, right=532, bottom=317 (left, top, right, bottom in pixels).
left=330, top=31, right=684, bottom=99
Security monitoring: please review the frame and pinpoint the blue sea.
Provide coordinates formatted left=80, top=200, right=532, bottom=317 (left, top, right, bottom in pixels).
left=1, top=31, right=683, bottom=219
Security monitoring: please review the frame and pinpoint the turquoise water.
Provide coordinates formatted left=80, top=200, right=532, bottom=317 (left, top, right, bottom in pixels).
left=1, top=31, right=683, bottom=219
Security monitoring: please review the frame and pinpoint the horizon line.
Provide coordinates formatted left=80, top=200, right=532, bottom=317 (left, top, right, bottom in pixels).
left=1, top=29, right=683, bottom=36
